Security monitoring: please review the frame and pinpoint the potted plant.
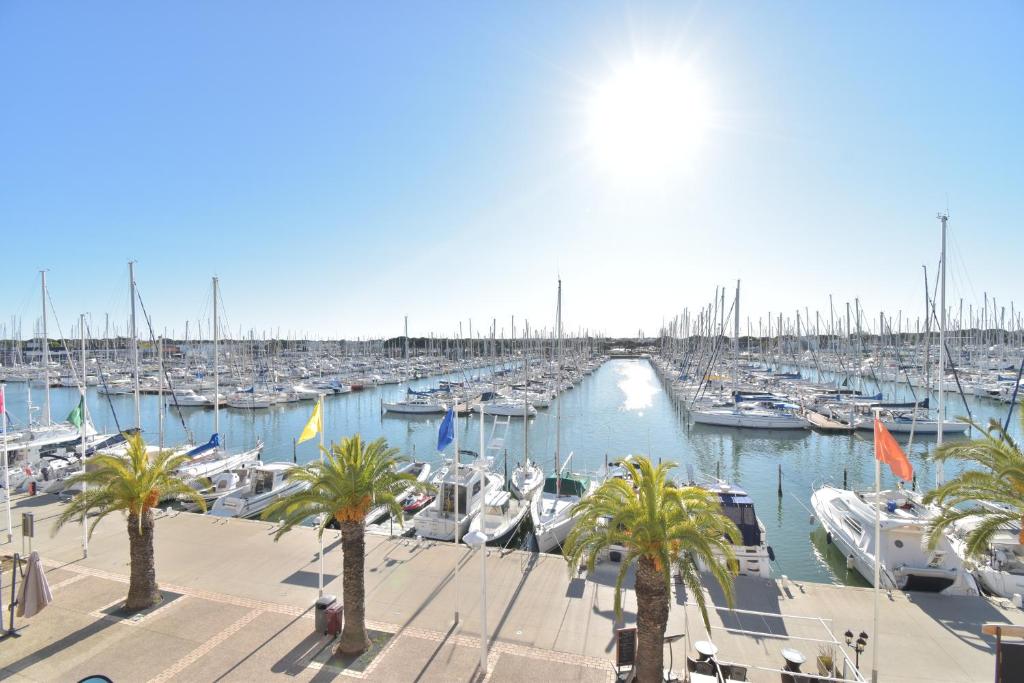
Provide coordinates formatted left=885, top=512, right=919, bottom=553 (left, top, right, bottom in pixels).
left=817, top=644, right=837, bottom=677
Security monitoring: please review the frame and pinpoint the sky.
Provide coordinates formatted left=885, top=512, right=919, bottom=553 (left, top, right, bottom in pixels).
left=2, top=2, right=1022, bottom=340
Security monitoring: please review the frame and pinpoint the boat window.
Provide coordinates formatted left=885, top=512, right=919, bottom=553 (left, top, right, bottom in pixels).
left=254, top=470, right=274, bottom=495
left=894, top=539, right=904, bottom=548
left=441, top=484, right=468, bottom=514
left=843, top=515, right=862, bottom=535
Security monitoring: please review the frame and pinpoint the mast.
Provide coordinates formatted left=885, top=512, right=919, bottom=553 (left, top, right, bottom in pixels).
left=129, top=261, right=141, bottom=429
left=936, top=213, right=948, bottom=485
left=555, top=279, right=562, bottom=495
left=213, top=276, right=220, bottom=436
left=523, top=321, right=529, bottom=463
left=158, top=332, right=165, bottom=451
left=80, top=312, right=89, bottom=557
left=733, top=280, right=740, bottom=396
left=40, top=270, right=51, bottom=425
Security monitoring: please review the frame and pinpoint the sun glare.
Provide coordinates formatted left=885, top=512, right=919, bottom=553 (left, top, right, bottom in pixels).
left=586, top=57, right=711, bottom=182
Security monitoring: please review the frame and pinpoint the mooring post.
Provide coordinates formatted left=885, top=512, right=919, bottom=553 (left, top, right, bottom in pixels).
left=777, top=464, right=783, bottom=498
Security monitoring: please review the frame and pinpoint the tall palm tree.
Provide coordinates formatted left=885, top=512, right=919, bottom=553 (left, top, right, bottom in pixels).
left=924, top=416, right=1024, bottom=553
left=54, top=432, right=205, bottom=610
left=563, top=456, right=739, bottom=683
left=264, top=434, right=431, bottom=655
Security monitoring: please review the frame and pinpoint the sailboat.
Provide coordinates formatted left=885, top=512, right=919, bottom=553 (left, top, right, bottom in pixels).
left=530, top=279, right=597, bottom=553
left=175, top=277, right=263, bottom=487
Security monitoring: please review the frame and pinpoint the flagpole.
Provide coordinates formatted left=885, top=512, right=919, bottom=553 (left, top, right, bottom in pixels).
left=81, top=313, right=89, bottom=559
left=2, top=385, right=11, bottom=544
left=318, top=395, right=325, bottom=598
left=453, top=402, right=460, bottom=626
left=871, top=408, right=881, bottom=683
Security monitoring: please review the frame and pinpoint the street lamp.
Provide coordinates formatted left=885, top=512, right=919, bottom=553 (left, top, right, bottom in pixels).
left=464, top=528, right=488, bottom=677
left=844, top=629, right=868, bottom=669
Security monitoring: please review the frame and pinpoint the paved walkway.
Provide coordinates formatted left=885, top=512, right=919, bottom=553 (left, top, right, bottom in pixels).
left=0, top=492, right=1019, bottom=681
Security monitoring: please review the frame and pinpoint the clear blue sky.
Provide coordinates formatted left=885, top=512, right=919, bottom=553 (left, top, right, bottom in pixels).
left=2, top=2, right=1021, bottom=340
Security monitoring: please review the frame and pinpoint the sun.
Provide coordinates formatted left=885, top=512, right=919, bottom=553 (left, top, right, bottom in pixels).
left=586, top=57, right=711, bottom=182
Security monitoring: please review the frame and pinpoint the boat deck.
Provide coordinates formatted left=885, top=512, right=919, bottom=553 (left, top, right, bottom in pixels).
left=2, top=491, right=1020, bottom=682
left=805, top=410, right=856, bottom=433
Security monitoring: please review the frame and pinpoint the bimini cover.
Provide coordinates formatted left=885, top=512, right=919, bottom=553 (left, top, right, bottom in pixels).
left=187, top=433, right=220, bottom=457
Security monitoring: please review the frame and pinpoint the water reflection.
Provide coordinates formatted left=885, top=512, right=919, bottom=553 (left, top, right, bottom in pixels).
left=616, top=360, right=657, bottom=413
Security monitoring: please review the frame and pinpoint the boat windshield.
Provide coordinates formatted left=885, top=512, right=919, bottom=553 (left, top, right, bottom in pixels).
left=253, top=470, right=275, bottom=495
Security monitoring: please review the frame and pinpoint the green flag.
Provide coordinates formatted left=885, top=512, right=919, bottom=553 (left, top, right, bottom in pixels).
left=67, top=398, right=84, bottom=428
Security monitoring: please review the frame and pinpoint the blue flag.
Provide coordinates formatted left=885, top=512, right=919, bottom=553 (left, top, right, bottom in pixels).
left=437, top=408, right=455, bottom=451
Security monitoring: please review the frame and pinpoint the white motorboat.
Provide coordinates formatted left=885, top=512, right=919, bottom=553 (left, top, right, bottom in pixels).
left=696, top=481, right=773, bottom=578
left=469, top=484, right=530, bottom=547
left=945, top=507, right=1024, bottom=600
left=209, top=462, right=310, bottom=519
left=811, top=485, right=979, bottom=595
left=292, top=384, right=322, bottom=401
left=412, top=460, right=498, bottom=541
left=509, top=459, right=544, bottom=501
left=170, top=388, right=215, bottom=407
left=184, top=460, right=264, bottom=511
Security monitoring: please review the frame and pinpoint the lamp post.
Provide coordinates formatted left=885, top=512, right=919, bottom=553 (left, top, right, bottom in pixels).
left=464, top=527, right=488, bottom=677
left=844, top=629, right=868, bottom=670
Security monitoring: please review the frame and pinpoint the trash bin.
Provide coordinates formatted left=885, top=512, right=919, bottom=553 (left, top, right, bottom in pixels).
left=315, top=594, right=337, bottom=634
left=326, top=602, right=344, bottom=637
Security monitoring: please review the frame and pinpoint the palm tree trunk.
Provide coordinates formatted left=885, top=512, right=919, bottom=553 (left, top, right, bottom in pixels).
left=337, top=520, right=371, bottom=655
left=634, top=555, right=669, bottom=683
left=125, top=509, right=159, bottom=611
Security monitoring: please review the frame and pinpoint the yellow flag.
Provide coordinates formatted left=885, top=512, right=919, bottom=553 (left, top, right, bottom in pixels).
left=298, top=397, right=322, bottom=444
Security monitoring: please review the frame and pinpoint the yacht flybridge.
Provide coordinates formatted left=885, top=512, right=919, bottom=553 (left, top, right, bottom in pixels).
left=698, top=480, right=773, bottom=578
left=811, top=485, right=979, bottom=595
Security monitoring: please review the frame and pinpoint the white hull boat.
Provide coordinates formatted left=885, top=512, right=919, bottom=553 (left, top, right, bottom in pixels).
left=691, top=408, right=808, bottom=430
left=811, top=485, right=979, bottom=595
left=209, top=462, right=310, bottom=519
left=531, top=471, right=596, bottom=554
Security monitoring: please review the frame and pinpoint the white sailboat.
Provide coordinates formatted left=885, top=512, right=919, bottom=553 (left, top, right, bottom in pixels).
left=530, top=280, right=597, bottom=553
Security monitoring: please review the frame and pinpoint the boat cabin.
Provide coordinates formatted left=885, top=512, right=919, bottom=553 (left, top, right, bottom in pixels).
left=715, top=487, right=763, bottom=547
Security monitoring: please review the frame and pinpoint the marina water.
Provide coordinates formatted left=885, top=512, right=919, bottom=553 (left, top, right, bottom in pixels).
left=4, top=358, right=1017, bottom=585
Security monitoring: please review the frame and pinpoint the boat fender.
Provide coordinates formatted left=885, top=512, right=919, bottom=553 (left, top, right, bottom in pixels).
left=767, top=546, right=776, bottom=562
left=826, top=532, right=833, bottom=545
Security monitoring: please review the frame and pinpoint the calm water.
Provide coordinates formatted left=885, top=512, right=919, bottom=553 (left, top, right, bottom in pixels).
left=4, top=359, right=1018, bottom=585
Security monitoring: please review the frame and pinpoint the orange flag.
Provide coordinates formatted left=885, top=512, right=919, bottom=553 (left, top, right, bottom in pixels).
left=874, top=417, right=913, bottom=481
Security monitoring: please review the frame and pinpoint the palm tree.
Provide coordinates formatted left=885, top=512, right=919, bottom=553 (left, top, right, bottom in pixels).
left=563, top=456, right=739, bottom=683
left=54, top=432, right=205, bottom=610
left=264, top=434, right=431, bottom=655
left=924, top=416, right=1024, bottom=554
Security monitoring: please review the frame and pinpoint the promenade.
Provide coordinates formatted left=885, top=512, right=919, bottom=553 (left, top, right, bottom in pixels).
left=0, top=492, right=1018, bottom=682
